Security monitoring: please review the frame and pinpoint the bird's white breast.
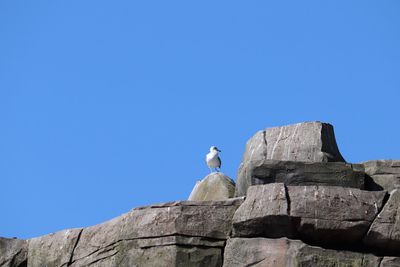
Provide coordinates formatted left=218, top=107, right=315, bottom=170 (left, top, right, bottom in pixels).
left=206, top=151, right=220, bottom=168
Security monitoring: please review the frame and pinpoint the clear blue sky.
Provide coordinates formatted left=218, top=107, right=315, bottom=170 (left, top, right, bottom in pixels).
left=1, top=1, right=399, bottom=239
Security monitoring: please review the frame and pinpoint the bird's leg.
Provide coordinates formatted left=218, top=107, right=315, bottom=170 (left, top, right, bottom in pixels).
left=209, top=167, right=213, bottom=173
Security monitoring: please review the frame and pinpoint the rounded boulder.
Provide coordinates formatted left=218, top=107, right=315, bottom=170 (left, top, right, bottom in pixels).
left=188, top=172, right=236, bottom=201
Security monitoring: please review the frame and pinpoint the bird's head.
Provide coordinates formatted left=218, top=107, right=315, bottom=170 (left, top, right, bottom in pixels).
left=210, top=146, right=221, bottom=152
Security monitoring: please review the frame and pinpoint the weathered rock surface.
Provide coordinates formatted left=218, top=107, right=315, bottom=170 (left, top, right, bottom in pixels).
left=5, top=122, right=400, bottom=266
left=241, top=121, right=345, bottom=163
left=236, top=159, right=365, bottom=196
left=236, top=122, right=350, bottom=196
left=0, top=238, right=27, bottom=267
left=289, top=185, right=387, bottom=245
left=363, top=160, right=400, bottom=191
left=223, top=237, right=383, bottom=267
left=26, top=199, right=243, bottom=267
left=27, top=228, right=82, bottom=267
left=232, top=183, right=295, bottom=238
left=188, top=172, right=235, bottom=201
left=232, top=183, right=387, bottom=246
left=364, top=189, right=400, bottom=254
left=380, top=257, right=400, bottom=267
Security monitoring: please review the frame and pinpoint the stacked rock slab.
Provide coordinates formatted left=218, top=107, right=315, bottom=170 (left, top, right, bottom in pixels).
left=363, top=160, right=400, bottom=191
left=232, top=183, right=387, bottom=247
left=228, top=122, right=400, bottom=266
left=243, top=160, right=365, bottom=192
left=3, top=121, right=400, bottom=266
left=236, top=122, right=351, bottom=196
left=26, top=199, right=243, bottom=267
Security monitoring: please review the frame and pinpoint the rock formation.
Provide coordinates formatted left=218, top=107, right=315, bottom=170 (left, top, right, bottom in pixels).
left=235, top=122, right=347, bottom=196
left=232, top=183, right=387, bottom=246
left=25, top=199, right=243, bottom=267
left=188, top=172, right=235, bottom=201
left=223, top=238, right=383, bottom=267
left=362, top=160, right=400, bottom=191
left=235, top=160, right=366, bottom=196
left=0, top=238, right=27, bottom=267
left=1, top=121, right=399, bottom=267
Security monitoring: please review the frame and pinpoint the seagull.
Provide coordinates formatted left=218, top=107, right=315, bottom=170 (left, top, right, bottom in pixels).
left=206, top=146, right=222, bottom=173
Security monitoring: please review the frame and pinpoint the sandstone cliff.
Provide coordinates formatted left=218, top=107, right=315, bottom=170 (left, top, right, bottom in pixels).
left=1, top=122, right=399, bottom=267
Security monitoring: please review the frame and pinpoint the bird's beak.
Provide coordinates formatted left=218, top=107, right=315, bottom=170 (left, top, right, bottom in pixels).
left=218, top=149, right=221, bottom=152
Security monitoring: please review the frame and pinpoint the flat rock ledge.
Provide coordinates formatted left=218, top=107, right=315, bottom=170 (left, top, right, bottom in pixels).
left=236, top=160, right=365, bottom=196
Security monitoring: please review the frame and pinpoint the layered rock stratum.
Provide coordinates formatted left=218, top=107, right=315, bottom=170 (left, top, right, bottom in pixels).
left=1, top=121, right=399, bottom=267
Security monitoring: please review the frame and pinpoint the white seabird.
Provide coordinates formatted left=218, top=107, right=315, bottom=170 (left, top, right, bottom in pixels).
left=206, top=146, right=222, bottom=173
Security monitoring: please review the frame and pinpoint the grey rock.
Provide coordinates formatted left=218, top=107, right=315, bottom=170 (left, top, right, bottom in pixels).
left=236, top=159, right=365, bottom=196
left=380, top=257, right=400, bottom=267
left=70, top=242, right=222, bottom=267
left=232, top=183, right=387, bottom=246
left=242, top=121, right=345, bottom=163
left=236, top=122, right=348, bottom=196
left=38, top=199, right=243, bottom=267
left=232, top=183, right=295, bottom=238
left=364, top=189, right=400, bottom=254
left=188, top=172, right=235, bottom=201
left=363, top=160, right=400, bottom=191
left=0, top=237, right=27, bottom=267
left=289, top=185, right=387, bottom=245
left=223, top=237, right=382, bottom=267
left=27, top=228, right=83, bottom=267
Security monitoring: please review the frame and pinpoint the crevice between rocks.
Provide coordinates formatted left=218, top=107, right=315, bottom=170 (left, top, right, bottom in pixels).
left=283, top=184, right=291, bottom=216
left=220, top=240, right=226, bottom=267
left=361, top=191, right=390, bottom=242
left=7, top=247, right=27, bottom=267
left=262, top=130, right=268, bottom=150
left=165, top=243, right=224, bottom=250
left=377, top=256, right=384, bottom=267
left=243, top=258, right=265, bottom=267
left=70, top=238, right=123, bottom=264
left=17, top=259, right=27, bottom=267
left=65, top=228, right=83, bottom=267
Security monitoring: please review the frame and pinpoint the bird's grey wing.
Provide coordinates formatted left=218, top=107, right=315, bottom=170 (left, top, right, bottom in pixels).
left=217, top=156, right=221, bottom=168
